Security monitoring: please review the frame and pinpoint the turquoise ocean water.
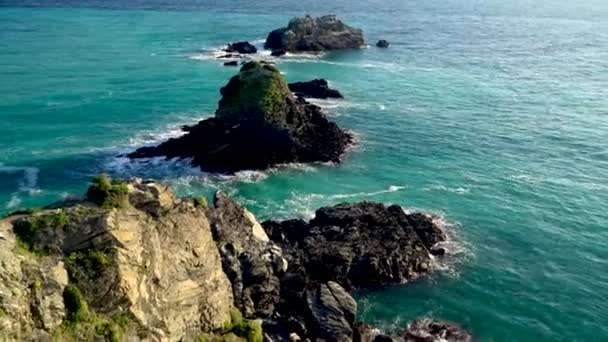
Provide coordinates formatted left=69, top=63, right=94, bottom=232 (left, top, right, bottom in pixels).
left=1, top=0, right=608, bottom=340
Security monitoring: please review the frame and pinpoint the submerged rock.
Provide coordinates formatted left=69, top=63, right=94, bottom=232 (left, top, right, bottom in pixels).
left=225, top=41, right=257, bottom=54
left=288, top=79, right=343, bottom=99
left=376, top=39, right=390, bottom=48
left=128, top=61, right=352, bottom=173
left=223, top=60, right=239, bottom=66
left=265, top=15, right=365, bottom=52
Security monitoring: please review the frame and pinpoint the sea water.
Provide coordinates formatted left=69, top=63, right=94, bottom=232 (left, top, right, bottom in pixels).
left=1, top=0, right=607, bottom=340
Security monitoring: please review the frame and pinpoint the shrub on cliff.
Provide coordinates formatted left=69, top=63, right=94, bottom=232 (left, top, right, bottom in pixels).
left=86, top=174, right=129, bottom=208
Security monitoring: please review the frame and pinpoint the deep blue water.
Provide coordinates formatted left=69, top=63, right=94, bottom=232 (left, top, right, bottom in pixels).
left=1, top=0, right=608, bottom=340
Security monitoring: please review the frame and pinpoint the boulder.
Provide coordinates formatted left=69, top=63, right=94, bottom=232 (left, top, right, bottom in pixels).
left=225, top=41, right=257, bottom=54
left=265, top=15, right=365, bottom=52
left=128, top=61, right=352, bottom=173
left=224, top=61, right=239, bottom=66
left=376, top=40, right=390, bottom=48
left=0, top=178, right=233, bottom=341
left=289, top=79, right=343, bottom=99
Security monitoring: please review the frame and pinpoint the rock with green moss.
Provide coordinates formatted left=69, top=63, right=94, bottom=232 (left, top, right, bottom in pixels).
left=128, top=61, right=352, bottom=173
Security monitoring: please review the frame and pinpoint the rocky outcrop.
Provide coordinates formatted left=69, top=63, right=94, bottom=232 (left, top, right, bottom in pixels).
left=262, top=202, right=445, bottom=289
left=265, top=15, right=365, bottom=52
left=208, top=195, right=449, bottom=341
left=225, top=41, right=257, bottom=54
left=376, top=40, right=390, bottom=48
left=0, top=178, right=233, bottom=341
left=128, top=61, right=352, bottom=173
left=289, top=79, right=343, bottom=99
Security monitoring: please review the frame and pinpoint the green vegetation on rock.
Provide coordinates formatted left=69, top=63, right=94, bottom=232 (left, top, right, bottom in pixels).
left=86, top=174, right=130, bottom=209
left=57, top=284, right=131, bottom=342
left=67, top=250, right=110, bottom=281
left=12, top=210, right=68, bottom=252
left=199, top=308, right=262, bottom=342
left=216, top=61, right=292, bottom=126
left=63, top=285, right=89, bottom=324
left=194, top=196, right=208, bottom=208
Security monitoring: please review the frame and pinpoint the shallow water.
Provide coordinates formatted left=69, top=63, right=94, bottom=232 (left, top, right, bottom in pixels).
left=1, top=0, right=608, bottom=340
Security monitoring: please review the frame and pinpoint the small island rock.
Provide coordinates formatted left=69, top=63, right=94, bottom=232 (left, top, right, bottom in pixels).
left=128, top=61, right=352, bottom=173
left=225, top=41, right=257, bottom=54
left=288, top=79, right=343, bottom=99
left=376, top=39, right=390, bottom=48
left=265, top=15, right=365, bottom=52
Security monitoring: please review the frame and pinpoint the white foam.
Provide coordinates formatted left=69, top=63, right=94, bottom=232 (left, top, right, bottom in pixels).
left=0, top=163, right=42, bottom=209
left=424, top=184, right=470, bottom=194
left=6, top=194, right=21, bottom=209
left=401, top=208, right=473, bottom=277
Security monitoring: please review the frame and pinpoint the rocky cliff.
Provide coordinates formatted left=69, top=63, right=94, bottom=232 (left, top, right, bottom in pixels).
left=128, top=62, right=352, bottom=173
left=0, top=177, right=235, bottom=341
left=0, top=177, right=470, bottom=341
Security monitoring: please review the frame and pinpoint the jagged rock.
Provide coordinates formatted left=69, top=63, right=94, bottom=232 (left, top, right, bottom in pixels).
left=207, top=192, right=287, bottom=318
left=0, top=179, right=233, bottom=341
left=403, top=319, right=472, bottom=342
left=289, top=79, right=343, bottom=99
left=128, top=61, right=352, bottom=173
left=225, top=41, right=257, bottom=54
left=263, top=202, right=446, bottom=289
left=376, top=40, right=390, bottom=48
left=265, top=15, right=365, bottom=52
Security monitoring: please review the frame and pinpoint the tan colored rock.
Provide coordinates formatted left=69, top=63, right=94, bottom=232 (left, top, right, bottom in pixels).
left=0, top=179, right=234, bottom=341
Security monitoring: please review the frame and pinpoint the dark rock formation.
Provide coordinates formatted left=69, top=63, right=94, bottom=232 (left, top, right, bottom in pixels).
left=128, top=61, right=352, bottom=173
left=262, top=202, right=445, bottom=289
left=225, top=41, right=257, bottom=54
left=265, top=15, right=365, bottom=52
left=376, top=40, right=390, bottom=48
left=271, top=49, right=287, bottom=57
left=289, top=79, right=343, bottom=99
left=223, top=60, right=238, bottom=66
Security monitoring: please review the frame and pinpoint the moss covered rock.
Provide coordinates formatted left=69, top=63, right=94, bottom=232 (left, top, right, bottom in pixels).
left=216, top=62, right=292, bottom=127
left=128, top=62, right=352, bottom=173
